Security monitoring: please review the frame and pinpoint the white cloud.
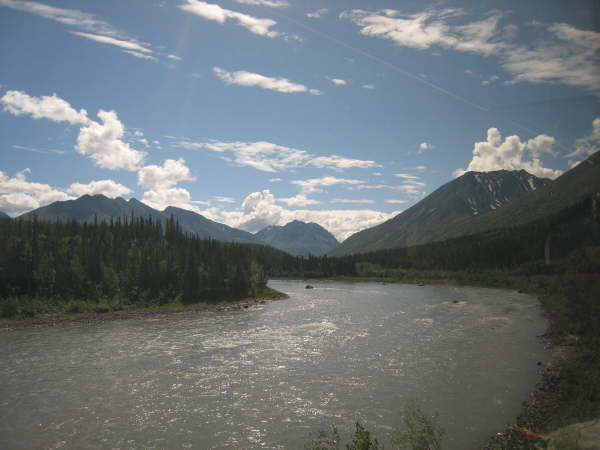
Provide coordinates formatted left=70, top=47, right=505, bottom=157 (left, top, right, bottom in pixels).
left=70, top=31, right=153, bottom=54
left=122, top=50, right=159, bottom=61
left=307, top=8, right=328, bottom=19
left=394, top=173, right=420, bottom=180
left=167, top=54, right=183, bottom=61
left=1, top=90, right=89, bottom=124
left=234, top=0, right=288, bottom=7
left=138, top=158, right=193, bottom=190
left=565, top=117, right=600, bottom=162
left=341, top=8, right=505, bottom=57
left=330, top=78, right=347, bottom=86
left=76, top=110, right=147, bottom=171
left=68, top=179, right=132, bottom=198
left=142, top=187, right=194, bottom=212
left=0, top=0, right=118, bottom=36
left=454, top=127, right=563, bottom=179
left=180, top=0, right=280, bottom=38
left=270, top=178, right=282, bottom=182
left=277, top=194, right=321, bottom=207
left=214, top=196, right=236, bottom=203
left=177, top=139, right=381, bottom=173
left=386, top=199, right=408, bottom=204
left=223, top=189, right=398, bottom=240
left=332, top=198, right=375, bottom=204
left=292, top=176, right=363, bottom=194
left=0, top=169, right=73, bottom=216
left=0, top=1, right=166, bottom=61
left=503, top=23, right=600, bottom=93
left=361, top=84, right=376, bottom=89
left=341, top=7, right=599, bottom=94
left=178, top=139, right=311, bottom=172
left=418, top=142, right=433, bottom=152
left=308, top=155, right=381, bottom=171
left=214, top=67, right=321, bottom=95
left=481, top=74, right=500, bottom=85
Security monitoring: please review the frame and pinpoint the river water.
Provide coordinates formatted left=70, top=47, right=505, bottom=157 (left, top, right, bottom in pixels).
left=0, top=280, right=548, bottom=449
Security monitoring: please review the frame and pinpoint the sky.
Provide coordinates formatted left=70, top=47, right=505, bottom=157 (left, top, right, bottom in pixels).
left=0, top=0, right=599, bottom=240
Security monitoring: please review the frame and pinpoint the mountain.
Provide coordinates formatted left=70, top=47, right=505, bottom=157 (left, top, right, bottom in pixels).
left=255, top=220, right=339, bottom=257
left=436, top=151, right=600, bottom=239
left=19, top=194, right=259, bottom=245
left=163, top=206, right=259, bottom=244
left=0, top=211, right=9, bottom=219
left=330, top=169, right=551, bottom=256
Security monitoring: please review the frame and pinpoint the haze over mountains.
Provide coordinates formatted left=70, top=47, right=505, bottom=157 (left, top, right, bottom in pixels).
left=331, top=152, right=600, bottom=256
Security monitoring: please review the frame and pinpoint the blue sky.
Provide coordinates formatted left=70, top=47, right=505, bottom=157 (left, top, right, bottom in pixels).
left=1, top=0, right=598, bottom=240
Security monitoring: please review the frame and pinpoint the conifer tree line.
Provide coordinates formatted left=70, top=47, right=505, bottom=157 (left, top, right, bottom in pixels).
left=0, top=215, right=286, bottom=316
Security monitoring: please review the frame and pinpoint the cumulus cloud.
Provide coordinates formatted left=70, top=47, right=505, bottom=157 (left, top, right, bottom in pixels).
left=361, top=84, right=376, bottom=89
left=454, top=127, right=563, bottom=179
left=0, top=169, right=73, bottom=216
left=142, top=187, right=194, bottom=212
left=2, top=90, right=147, bottom=172
left=180, top=0, right=280, bottom=38
left=214, top=67, right=321, bottom=95
left=234, top=0, right=288, bottom=7
left=138, top=158, right=193, bottom=190
left=386, top=199, right=408, bottom=204
left=68, top=179, right=133, bottom=198
left=292, top=176, right=363, bottom=194
left=222, top=189, right=398, bottom=240
left=332, top=198, right=375, bottom=204
left=1, top=90, right=89, bottom=124
left=76, top=110, right=147, bottom=171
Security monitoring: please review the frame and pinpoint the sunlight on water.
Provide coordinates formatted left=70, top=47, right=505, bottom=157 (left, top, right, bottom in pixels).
left=0, top=280, right=548, bottom=449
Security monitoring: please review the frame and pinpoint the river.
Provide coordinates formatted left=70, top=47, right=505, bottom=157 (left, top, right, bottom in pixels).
left=0, top=280, right=548, bottom=449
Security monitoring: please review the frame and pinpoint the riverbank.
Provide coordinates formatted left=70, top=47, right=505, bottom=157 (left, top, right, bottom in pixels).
left=301, top=270, right=599, bottom=449
left=0, top=288, right=287, bottom=331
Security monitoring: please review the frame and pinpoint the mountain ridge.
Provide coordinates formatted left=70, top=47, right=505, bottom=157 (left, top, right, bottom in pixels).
left=330, top=168, right=552, bottom=256
left=255, top=220, right=339, bottom=257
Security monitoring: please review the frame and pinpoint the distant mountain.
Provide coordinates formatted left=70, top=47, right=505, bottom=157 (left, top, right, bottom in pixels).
left=255, top=220, right=339, bottom=257
left=0, top=211, right=9, bottom=219
left=19, top=194, right=259, bottom=245
left=436, top=150, right=600, bottom=239
left=330, top=169, right=551, bottom=256
left=163, top=206, right=260, bottom=244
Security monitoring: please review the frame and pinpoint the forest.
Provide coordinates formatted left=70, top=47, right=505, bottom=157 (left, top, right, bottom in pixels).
left=0, top=215, right=287, bottom=318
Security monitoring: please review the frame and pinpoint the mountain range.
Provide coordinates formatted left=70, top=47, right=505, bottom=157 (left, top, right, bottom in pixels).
left=0, top=210, right=9, bottom=219
left=16, top=195, right=339, bottom=257
left=255, top=220, right=339, bottom=257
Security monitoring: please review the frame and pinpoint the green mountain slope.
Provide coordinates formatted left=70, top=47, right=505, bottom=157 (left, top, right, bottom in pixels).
left=330, top=169, right=551, bottom=256
left=255, top=220, right=339, bottom=257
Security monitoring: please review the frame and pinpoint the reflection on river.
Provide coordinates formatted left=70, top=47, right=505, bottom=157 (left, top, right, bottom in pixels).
left=0, top=280, right=548, bottom=449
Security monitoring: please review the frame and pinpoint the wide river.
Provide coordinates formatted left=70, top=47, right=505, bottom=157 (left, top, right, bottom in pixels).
left=0, top=280, right=548, bottom=449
